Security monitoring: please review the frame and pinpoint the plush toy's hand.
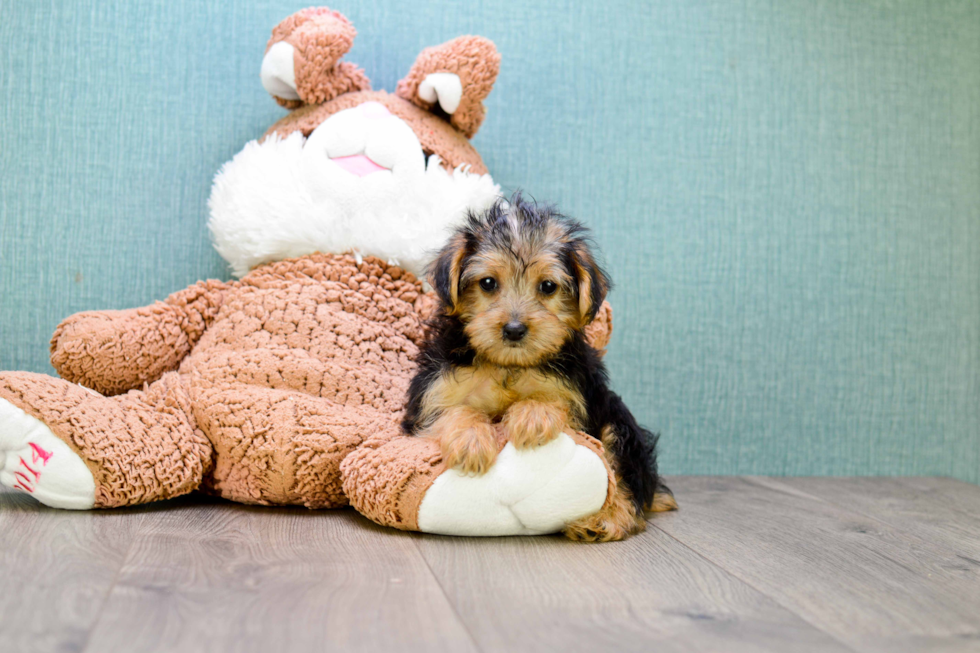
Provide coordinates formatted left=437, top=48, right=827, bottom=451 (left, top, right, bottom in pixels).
left=50, top=280, right=230, bottom=396
left=501, top=400, right=566, bottom=450
left=425, top=406, right=498, bottom=475
left=50, top=307, right=185, bottom=396
left=583, top=300, right=613, bottom=355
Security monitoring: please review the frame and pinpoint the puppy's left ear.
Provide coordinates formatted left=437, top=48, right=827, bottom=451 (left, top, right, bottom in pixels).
left=396, top=36, right=500, bottom=139
left=571, top=243, right=610, bottom=326
left=429, top=234, right=469, bottom=314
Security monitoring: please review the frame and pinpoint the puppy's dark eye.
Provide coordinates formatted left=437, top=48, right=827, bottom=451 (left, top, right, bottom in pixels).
left=479, top=277, right=498, bottom=292
left=539, top=280, right=558, bottom=295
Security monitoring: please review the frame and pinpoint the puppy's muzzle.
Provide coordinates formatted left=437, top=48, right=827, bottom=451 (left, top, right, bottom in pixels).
left=502, top=321, right=528, bottom=342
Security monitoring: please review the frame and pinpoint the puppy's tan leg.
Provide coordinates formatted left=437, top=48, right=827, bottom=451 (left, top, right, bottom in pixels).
left=501, top=400, right=566, bottom=450
left=424, top=406, right=498, bottom=475
left=648, top=491, right=678, bottom=512
left=562, top=481, right=645, bottom=542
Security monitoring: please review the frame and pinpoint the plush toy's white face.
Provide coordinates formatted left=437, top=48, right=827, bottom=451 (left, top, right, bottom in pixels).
left=301, top=101, right=432, bottom=197
left=208, top=101, right=500, bottom=278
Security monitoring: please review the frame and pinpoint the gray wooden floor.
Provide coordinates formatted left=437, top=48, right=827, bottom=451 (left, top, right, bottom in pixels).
left=2, top=477, right=979, bottom=653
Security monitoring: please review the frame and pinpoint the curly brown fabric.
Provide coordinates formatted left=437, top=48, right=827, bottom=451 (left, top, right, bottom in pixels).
left=0, top=253, right=427, bottom=508
left=340, top=432, right=445, bottom=530
left=178, top=253, right=427, bottom=507
left=50, top=280, right=231, bottom=396
left=396, top=36, right=501, bottom=139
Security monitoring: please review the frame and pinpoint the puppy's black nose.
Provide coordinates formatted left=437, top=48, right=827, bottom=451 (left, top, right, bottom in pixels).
left=502, top=321, right=528, bottom=342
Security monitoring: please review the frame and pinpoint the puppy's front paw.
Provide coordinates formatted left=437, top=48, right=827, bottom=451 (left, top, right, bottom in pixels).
left=501, top=400, right=565, bottom=450
left=426, top=407, right=498, bottom=475
left=441, top=422, right=498, bottom=475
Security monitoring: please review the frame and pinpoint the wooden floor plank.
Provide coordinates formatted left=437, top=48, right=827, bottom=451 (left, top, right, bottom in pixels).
left=415, top=514, right=852, bottom=653
left=655, top=477, right=980, bottom=653
left=780, top=477, right=980, bottom=562
left=5, top=478, right=980, bottom=653
left=81, top=496, right=478, bottom=653
left=0, top=487, right=144, bottom=653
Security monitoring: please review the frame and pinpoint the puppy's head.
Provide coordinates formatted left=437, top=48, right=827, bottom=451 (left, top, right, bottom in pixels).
left=429, top=193, right=610, bottom=367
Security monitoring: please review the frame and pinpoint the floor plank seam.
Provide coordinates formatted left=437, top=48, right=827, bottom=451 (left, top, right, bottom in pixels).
left=77, top=511, right=146, bottom=653
left=647, top=517, right=861, bottom=653
left=410, top=536, right=488, bottom=653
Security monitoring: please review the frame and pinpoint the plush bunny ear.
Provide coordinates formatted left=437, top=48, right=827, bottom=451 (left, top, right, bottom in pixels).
left=396, top=36, right=500, bottom=139
left=261, top=7, right=371, bottom=109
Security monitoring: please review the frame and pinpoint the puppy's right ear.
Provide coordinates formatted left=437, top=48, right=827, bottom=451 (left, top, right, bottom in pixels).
left=429, top=233, right=469, bottom=314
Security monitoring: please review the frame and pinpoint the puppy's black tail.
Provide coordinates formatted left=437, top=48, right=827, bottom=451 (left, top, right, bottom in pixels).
left=602, top=392, right=672, bottom=512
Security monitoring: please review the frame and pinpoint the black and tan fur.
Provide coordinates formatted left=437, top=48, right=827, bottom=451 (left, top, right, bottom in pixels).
left=403, top=193, right=675, bottom=541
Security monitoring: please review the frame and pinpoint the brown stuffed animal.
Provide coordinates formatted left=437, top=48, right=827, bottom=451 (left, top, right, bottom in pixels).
left=0, top=8, right=617, bottom=536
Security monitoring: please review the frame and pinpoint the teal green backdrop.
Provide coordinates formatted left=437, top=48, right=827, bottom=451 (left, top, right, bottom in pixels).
left=1, top=1, right=978, bottom=481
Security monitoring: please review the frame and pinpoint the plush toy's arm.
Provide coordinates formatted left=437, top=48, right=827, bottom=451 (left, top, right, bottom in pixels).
left=50, top=280, right=232, bottom=396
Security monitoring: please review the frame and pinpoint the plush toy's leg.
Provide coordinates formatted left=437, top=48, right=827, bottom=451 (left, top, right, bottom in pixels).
left=192, top=383, right=400, bottom=509
left=341, top=433, right=446, bottom=531
left=0, top=371, right=212, bottom=508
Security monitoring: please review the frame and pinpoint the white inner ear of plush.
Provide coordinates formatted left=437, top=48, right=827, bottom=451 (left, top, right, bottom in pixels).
left=418, top=73, right=463, bottom=114
left=208, top=112, right=500, bottom=278
left=417, top=433, right=609, bottom=536
left=260, top=41, right=300, bottom=100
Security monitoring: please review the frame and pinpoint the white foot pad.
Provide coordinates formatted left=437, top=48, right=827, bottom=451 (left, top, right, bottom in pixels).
left=0, top=398, right=96, bottom=509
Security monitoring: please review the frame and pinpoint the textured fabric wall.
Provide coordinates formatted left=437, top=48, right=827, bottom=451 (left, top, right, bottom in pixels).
left=1, top=1, right=978, bottom=481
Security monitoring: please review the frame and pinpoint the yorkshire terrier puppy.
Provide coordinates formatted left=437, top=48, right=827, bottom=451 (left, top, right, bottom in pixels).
left=403, top=193, right=676, bottom=541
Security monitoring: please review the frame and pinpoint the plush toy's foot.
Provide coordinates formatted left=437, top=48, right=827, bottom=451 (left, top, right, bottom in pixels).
left=0, top=371, right=211, bottom=508
left=344, top=430, right=612, bottom=536
left=0, top=398, right=96, bottom=509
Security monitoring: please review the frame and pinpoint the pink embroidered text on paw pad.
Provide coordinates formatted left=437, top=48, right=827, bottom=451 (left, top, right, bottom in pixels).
left=0, top=398, right=95, bottom=509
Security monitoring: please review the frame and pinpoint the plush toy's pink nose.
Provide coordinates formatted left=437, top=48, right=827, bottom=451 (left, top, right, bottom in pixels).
left=360, top=101, right=391, bottom=119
